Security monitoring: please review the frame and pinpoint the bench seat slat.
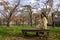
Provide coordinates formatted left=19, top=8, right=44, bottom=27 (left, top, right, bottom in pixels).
left=22, top=28, right=49, bottom=31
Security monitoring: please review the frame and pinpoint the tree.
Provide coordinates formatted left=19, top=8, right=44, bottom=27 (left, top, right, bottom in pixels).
left=23, top=5, right=32, bottom=26
left=56, top=3, right=60, bottom=16
left=0, top=0, right=20, bottom=27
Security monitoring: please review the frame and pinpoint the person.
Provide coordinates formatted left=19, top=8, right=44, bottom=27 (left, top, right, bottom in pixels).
left=36, top=12, right=48, bottom=35
left=41, top=12, right=48, bottom=29
left=36, top=12, right=48, bottom=29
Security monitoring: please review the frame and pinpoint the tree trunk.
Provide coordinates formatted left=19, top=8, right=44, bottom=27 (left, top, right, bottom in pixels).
left=0, top=19, right=2, bottom=25
left=35, top=17, right=36, bottom=26
left=20, top=19, right=21, bottom=25
left=7, top=20, right=10, bottom=27
left=15, top=21, right=17, bottom=25
left=29, top=10, right=32, bottom=27
left=0, top=21, right=1, bottom=25
left=22, top=19, right=24, bottom=26
left=28, top=16, right=30, bottom=25
left=52, top=13, right=55, bottom=27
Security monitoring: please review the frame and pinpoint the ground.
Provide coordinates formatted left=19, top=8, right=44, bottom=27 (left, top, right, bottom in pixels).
left=0, top=25, right=60, bottom=40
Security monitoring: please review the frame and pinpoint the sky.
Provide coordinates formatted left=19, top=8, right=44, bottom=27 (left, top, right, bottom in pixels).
left=20, top=0, right=60, bottom=13
left=20, top=0, right=59, bottom=7
left=0, top=0, right=60, bottom=13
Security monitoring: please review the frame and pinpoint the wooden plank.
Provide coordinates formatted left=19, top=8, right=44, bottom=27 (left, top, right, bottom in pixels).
left=22, top=28, right=50, bottom=32
left=22, top=28, right=49, bottom=31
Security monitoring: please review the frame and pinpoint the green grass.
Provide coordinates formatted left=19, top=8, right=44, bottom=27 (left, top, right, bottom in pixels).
left=0, top=25, right=36, bottom=36
left=0, top=25, right=60, bottom=40
left=49, top=26, right=60, bottom=32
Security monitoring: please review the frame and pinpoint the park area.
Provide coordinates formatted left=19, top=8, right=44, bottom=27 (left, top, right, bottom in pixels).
left=0, top=25, right=60, bottom=40
left=0, top=0, right=60, bottom=40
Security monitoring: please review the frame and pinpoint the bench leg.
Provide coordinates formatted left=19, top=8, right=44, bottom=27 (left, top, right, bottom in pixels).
left=23, top=32, right=27, bottom=36
left=22, top=32, right=24, bottom=37
left=36, top=32, right=39, bottom=36
left=46, top=32, right=49, bottom=40
left=22, top=32, right=27, bottom=37
left=24, top=32, right=27, bottom=36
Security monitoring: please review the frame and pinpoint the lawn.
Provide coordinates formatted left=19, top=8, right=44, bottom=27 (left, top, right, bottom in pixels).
left=0, top=25, right=60, bottom=40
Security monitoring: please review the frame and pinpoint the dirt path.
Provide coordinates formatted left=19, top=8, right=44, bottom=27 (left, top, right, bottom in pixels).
left=5, top=36, right=46, bottom=40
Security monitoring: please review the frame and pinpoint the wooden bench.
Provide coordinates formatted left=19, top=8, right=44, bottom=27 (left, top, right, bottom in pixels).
left=22, top=28, right=50, bottom=40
